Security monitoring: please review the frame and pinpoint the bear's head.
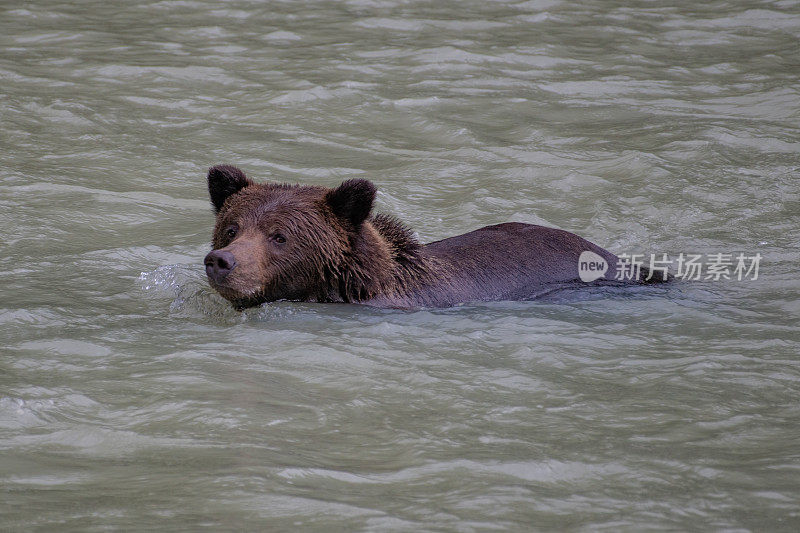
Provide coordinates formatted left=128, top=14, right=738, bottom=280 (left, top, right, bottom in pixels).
left=203, top=165, right=379, bottom=309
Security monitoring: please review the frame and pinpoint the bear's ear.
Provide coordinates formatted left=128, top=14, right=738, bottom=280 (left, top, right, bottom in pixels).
left=325, top=178, right=377, bottom=228
left=207, top=165, right=253, bottom=213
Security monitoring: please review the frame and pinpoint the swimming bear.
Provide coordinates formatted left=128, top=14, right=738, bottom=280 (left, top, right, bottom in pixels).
left=203, top=165, right=664, bottom=309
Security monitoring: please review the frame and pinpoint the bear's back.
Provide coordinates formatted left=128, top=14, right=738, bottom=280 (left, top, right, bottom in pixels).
left=397, top=223, right=624, bottom=306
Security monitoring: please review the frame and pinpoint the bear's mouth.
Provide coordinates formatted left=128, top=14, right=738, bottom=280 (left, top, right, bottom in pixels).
left=205, top=265, right=302, bottom=309
left=230, top=294, right=269, bottom=311
left=206, top=278, right=268, bottom=309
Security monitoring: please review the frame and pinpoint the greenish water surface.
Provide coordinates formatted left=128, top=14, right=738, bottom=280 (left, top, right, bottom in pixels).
left=2, top=1, right=799, bottom=530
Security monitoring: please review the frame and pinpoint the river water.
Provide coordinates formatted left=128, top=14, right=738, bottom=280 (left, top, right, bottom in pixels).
left=2, top=0, right=799, bottom=530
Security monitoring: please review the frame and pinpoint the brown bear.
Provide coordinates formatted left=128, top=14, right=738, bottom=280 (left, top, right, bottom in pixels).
left=203, top=165, right=666, bottom=309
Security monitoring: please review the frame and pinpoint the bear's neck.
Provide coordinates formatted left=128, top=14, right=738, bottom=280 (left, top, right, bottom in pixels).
left=328, top=214, right=437, bottom=304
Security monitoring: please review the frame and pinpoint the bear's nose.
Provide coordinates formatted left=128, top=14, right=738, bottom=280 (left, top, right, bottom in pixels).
left=204, top=249, right=237, bottom=282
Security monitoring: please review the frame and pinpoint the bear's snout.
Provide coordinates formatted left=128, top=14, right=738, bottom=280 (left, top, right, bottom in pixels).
left=204, top=249, right=237, bottom=283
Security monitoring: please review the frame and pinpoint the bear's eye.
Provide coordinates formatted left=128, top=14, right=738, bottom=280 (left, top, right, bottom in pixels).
left=273, top=234, right=286, bottom=245
left=225, top=225, right=238, bottom=239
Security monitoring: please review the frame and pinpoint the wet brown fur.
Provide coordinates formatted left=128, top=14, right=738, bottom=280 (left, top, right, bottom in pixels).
left=205, top=165, right=665, bottom=309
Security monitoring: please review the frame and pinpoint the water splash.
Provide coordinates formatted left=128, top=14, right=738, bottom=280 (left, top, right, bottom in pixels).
left=138, top=264, right=238, bottom=318
left=137, top=264, right=307, bottom=321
